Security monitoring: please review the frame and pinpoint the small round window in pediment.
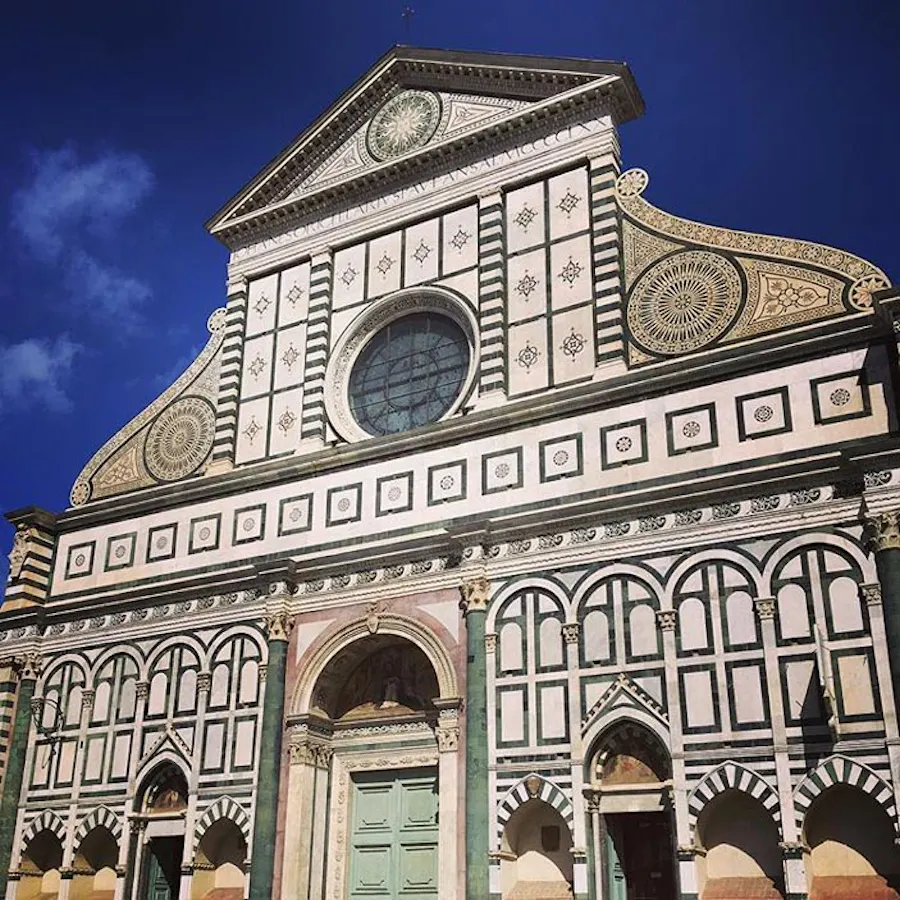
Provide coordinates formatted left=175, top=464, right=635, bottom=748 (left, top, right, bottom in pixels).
left=366, top=90, right=442, bottom=161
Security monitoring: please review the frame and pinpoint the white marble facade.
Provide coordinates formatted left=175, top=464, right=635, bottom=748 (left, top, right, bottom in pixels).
left=2, top=46, right=899, bottom=900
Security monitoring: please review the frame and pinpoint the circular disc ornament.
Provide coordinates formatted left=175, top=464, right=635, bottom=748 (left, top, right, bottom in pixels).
left=145, top=396, right=215, bottom=482
left=367, top=90, right=441, bottom=161
left=627, top=250, right=743, bottom=356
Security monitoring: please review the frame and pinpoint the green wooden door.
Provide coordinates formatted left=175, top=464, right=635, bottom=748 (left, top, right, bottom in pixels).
left=143, top=838, right=182, bottom=900
left=348, top=767, right=439, bottom=900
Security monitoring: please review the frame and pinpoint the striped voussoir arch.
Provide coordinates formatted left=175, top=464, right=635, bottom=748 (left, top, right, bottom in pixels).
left=22, top=809, right=66, bottom=845
left=689, top=763, right=781, bottom=825
left=193, top=796, right=251, bottom=849
left=497, top=775, right=573, bottom=839
left=794, top=755, right=898, bottom=833
left=75, top=805, right=121, bottom=843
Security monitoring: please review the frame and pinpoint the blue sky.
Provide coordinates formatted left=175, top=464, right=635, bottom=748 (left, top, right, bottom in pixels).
left=1, top=0, right=897, bottom=549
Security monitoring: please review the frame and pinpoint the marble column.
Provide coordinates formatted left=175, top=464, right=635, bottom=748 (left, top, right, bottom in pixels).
left=248, top=585, right=295, bottom=900
left=461, top=576, right=490, bottom=900
left=0, top=653, right=41, bottom=899
left=866, top=511, right=900, bottom=707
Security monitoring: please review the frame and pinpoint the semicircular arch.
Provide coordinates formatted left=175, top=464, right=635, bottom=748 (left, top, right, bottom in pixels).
left=487, top=577, right=571, bottom=633
left=572, top=565, right=666, bottom=619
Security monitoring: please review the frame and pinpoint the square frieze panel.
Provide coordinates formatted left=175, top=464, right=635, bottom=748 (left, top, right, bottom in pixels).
left=427, top=460, right=467, bottom=505
left=735, top=387, right=793, bottom=441
left=811, top=370, right=871, bottom=425
left=327, top=484, right=363, bottom=526
left=539, top=434, right=583, bottom=482
left=376, top=472, right=414, bottom=516
left=600, top=419, right=648, bottom=470
left=482, top=447, right=524, bottom=494
left=666, top=403, right=719, bottom=456
left=278, top=494, right=313, bottom=537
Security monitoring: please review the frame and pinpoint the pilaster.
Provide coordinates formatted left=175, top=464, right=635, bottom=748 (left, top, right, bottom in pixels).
left=461, top=574, right=490, bottom=900
left=475, top=191, right=507, bottom=407
left=865, top=511, right=900, bottom=709
left=208, top=276, right=249, bottom=472
left=299, top=249, right=333, bottom=450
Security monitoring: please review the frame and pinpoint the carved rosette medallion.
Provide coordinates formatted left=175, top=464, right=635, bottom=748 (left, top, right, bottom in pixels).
left=144, top=396, right=216, bottom=482
left=627, top=250, right=743, bottom=356
left=366, top=90, right=442, bottom=161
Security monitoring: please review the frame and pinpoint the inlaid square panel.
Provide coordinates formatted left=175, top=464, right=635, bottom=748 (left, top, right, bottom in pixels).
left=147, top=524, right=177, bottom=563
left=245, top=272, right=278, bottom=337
left=427, top=460, right=466, bottom=505
left=441, top=204, right=478, bottom=276
left=235, top=396, right=270, bottom=465
left=552, top=304, right=595, bottom=385
left=507, top=319, right=549, bottom=397
left=376, top=472, right=414, bottom=516
left=367, top=231, right=402, bottom=298
left=539, top=434, right=583, bottom=482
left=233, top=504, right=266, bottom=545
left=332, top=244, right=366, bottom=310
left=327, top=484, right=362, bottom=526
left=736, top=387, right=792, bottom=441
left=273, top=324, right=306, bottom=392
left=811, top=370, right=871, bottom=424
left=277, top=261, right=311, bottom=327
left=600, top=419, right=648, bottom=469
left=404, top=217, right=440, bottom=287
left=666, top=403, right=718, bottom=456
left=104, top=532, right=136, bottom=571
left=268, top=388, right=302, bottom=457
left=482, top=447, right=523, bottom=494
left=548, top=166, right=590, bottom=240
left=505, top=181, right=545, bottom=254
left=65, top=541, right=95, bottom=579
left=507, top=247, right=548, bottom=323
left=549, top=234, right=592, bottom=310
left=189, top=515, right=221, bottom=554
left=240, top=333, right=275, bottom=400
left=278, top=494, right=313, bottom=536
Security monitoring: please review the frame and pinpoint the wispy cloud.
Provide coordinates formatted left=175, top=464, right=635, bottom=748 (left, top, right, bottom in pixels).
left=0, top=336, right=82, bottom=414
left=10, top=146, right=155, bottom=326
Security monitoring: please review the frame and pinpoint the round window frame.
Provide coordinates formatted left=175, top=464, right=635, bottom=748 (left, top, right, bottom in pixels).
left=325, top=288, right=479, bottom=443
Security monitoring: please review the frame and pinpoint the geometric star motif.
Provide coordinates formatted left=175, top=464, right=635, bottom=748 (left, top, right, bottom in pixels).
left=248, top=355, right=267, bottom=378
left=450, top=227, right=471, bottom=251
left=515, top=272, right=539, bottom=299
left=277, top=409, right=297, bottom=434
left=376, top=253, right=394, bottom=276
left=286, top=283, right=305, bottom=307
left=254, top=293, right=271, bottom=316
left=281, top=344, right=300, bottom=370
left=558, top=256, right=584, bottom=286
left=243, top=417, right=262, bottom=443
left=557, top=189, right=581, bottom=217
left=514, top=204, right=537, bottom=231
left=516, top=342, right=540, bottom=372
left=412, top=240, right=431, bottom=264
left=560, top=328, right=586, bottom=358
left=341, top=264, right=358, bottom=286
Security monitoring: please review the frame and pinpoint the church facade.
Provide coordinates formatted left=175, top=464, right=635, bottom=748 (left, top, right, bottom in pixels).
left=1, top=46, right=899, bottom=900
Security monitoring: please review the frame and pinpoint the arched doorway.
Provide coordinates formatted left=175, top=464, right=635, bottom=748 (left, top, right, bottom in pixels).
left=284, top=622, right=461, bottom=900
left=15, top=829, right=62, bottom=900
left=500, top=796, right=574, bottom=899
left=804, top=784, right=900, bottom=899
left=132, top=762, right=189, bottom=900
left=71, top=825, right=118, bottom=900
left=191, top=819, right=246, bottom=900
left=695, top=790, right=784, bottom=899
left=586, top=720, right=677, bottom=900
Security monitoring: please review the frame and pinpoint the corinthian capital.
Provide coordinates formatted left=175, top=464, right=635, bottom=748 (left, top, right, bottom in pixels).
left=264, top=612, right=295, bottom=642
left=17, top=652, right=43, bottom=681
left=459, top=576, right=490, bottom=615
left=865, top=511, right=900, bottom=553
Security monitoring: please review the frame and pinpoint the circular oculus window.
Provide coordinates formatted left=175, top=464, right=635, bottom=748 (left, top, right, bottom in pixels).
left=326, top=290, right=477, bottom=442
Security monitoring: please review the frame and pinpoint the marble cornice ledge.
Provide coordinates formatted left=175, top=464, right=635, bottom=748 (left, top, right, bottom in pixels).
left=55, top=316, right=888, bottom=531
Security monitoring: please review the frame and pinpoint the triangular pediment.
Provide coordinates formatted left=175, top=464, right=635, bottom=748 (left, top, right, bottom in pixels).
left=206, top=46, right=642, bottom=247
left=581, top=673, right=667, bottom=735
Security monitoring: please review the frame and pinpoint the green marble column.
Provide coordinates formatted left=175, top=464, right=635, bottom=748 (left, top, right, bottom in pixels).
left=866, top=512, right=900, bottom=705
left=461, top=576, right=490, bottom=900
left=249, top=602, right=294, bottom=900
left=0, top=654, right=40, bottom=898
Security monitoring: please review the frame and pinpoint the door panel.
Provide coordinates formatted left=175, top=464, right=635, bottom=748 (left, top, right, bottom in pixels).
left=349, top=768, right=438, bottom=900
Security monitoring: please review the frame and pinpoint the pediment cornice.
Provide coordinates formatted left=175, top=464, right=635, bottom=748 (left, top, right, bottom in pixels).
left=206, top=47, right=642, bottom=249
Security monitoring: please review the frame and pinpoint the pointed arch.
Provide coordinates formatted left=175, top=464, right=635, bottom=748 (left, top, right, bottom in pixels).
left=22, top=809, right=66, bottom=846
left=795, top=755, right=898, bottom=835
left=497, top=774, right=573, bottom=840
left=689, top=763, right=781, bottom=828
left=581, top=704, right=671, bottom=770
left=75, top=805, right=122, bottom=843
left=193, top=796, right=251, bottom=850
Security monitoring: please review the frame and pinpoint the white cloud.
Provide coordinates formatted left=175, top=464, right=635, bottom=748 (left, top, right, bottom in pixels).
left=9, top=146, right=155, bottom=325
left=11, top=146, right=154, bottom=262
left=0, top=336, right=81, bottom=414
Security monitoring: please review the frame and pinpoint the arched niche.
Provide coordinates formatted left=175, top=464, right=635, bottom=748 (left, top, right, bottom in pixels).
left=191, top=818, right=247, bottom=900
left=804, top=784, right=900, bottom=899
left=500, top=798, right=574, bottom=900
left=695, top=789, right=785, bottom=899
left=140, top=762, right=188, bottom=814
left=311, top=634, right=440, bottom=723
left=70, top=826, right=118, bottom=900
left=16, top=830, right=63, bottom=900
left=590, top=720, right=671, bottom=792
